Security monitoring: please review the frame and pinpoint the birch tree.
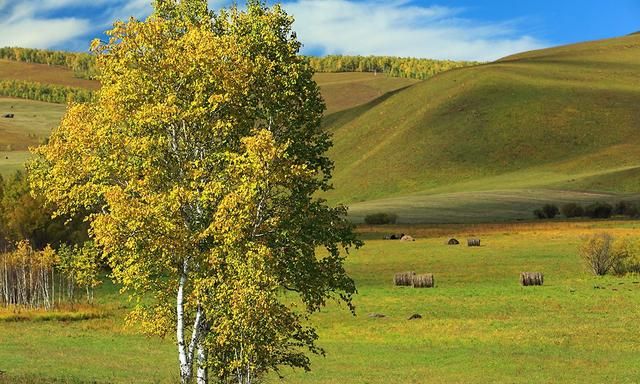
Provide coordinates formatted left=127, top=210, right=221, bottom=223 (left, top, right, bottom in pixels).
left=29, top=1, right=360, bottom=383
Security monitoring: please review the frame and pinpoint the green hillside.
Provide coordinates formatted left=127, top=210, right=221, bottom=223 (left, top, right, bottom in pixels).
left=325, top=34, right=640, bottom=222
left=0, top=60, right=416, bottom=174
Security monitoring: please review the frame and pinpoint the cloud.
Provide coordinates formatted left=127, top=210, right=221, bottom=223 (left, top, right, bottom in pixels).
left=283, top=0, right=548, bottom=61
left=0, top=0, right=547, bottom=61
left=0, top=0, right=92, bottom=49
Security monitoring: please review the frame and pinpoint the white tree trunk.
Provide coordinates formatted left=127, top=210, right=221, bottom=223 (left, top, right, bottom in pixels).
left=177, top=260, right=193, bottom=384
left=196, top=337, right=208, bottom=384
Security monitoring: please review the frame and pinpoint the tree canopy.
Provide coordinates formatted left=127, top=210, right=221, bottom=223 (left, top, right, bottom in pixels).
left=29, top=1, right=361, bottom=383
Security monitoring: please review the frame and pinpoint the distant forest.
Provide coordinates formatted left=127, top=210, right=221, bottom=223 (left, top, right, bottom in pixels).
left=307, top=55, right=478, bottom=80
left=0, top=80, right=93, bottom=104
left=1, top=47, right=478, bottom=82
left=0, top=47, right=98, bottom=79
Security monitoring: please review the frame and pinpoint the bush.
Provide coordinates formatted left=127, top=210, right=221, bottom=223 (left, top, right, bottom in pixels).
left=614, top=201, right=639, bottom=217
left=542, top=204, right=559, bottom=219
left=610, top=239, right=640, bottom=275
left=579, top=233, right=617, bottom=275
left=533, top=209, right=546, bottom=219
left=584, top=202, right=613, bottom=219
left=533, top=204, right=559, bottom=219
left=561, top=203, right=584, bottom=218
left=364, top=212, right=398, bottom=225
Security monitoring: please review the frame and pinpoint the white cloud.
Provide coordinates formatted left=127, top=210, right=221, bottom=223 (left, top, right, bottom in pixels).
left=283, top=0, right=548, bottom=61
left=0, top=0, right=547, bottom=60
left=0, top=0, right=92, bottom=48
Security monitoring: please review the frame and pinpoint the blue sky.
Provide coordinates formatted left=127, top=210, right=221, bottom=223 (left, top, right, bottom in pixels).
left=0, top=0, right=638, bottom=61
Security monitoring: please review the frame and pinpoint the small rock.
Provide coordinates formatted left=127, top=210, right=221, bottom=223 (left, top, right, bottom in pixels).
left=407, top=313, right=422, bottom=320
left=368, top=313, right=385, bottom=318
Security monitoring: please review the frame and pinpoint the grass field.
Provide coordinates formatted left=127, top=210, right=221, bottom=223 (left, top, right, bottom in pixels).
left=313, top=72, right=418, bottom=115
left=2, top=220, right=640, bottom=383
left=0, top=97, right=65, bottom=176
left=0, top=60, right=99, bottom=90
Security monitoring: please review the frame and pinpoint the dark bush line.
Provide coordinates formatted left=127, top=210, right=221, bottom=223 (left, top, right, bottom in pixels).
left=364, top=212, right=398, bottom=225
left=534, top=201, right=639, bottom=220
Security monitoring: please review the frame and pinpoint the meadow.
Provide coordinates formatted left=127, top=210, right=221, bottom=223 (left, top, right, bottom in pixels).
left=2, top=220, right=640, bottom=383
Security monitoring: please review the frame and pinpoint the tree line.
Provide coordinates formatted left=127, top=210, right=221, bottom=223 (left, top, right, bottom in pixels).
left=0, top=47, right=97, bottom=79
left=0, top=46, right=477, bottom=82
left=306, top=55, right=478, bottom=80
left=0, top=80, right=93, bottom=104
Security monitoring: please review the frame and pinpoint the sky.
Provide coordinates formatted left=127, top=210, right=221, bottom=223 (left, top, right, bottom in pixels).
left=0, top=0, right=638, bottom=61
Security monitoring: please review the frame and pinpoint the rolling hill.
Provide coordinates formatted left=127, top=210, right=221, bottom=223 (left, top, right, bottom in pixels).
left=0, top=61, right=417, bottom=176
left=0, top=34, right=638, bottom=223
left=324, top=34, right=640, bottom=222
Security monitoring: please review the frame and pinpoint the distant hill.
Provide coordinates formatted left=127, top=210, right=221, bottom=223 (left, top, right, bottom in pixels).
left=324, top=34, right=640, bottom=222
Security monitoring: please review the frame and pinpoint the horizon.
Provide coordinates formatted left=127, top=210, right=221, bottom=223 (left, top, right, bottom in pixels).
left=0, top=0, right=637, bottom=62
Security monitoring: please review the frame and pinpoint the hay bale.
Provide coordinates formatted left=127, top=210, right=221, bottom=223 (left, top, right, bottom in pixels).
left=467, top=238, right=481, bottom=247
left=394, top=271, right=415, bottom=286
left=447, top=238, right=460, bottom=245
left=400, top=235, right=415, bottom=242
left=412, top=273, right=434, bottom=288
left=520, top=272, right=544, bottom=286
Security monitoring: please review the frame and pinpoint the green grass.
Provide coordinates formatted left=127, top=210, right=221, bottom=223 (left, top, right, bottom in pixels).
left=0, top=97, right=66, bottom=175
left=324, top=34, right=640, bottom=220
left=313, top=72, right=418, bottom=115
left=2, top=221, right=640, bottom=383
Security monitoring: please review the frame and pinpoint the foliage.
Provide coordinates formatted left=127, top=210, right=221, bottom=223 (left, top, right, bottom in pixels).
left=307, top=55, right=478, bottom=80
left=542, top=204, right=559, bottom=219
left=0, top=47, right=98, bottom=79
left=561, top=203, right=584, bottom=218
left=0, top=170, right=89, bottom=250
left=0, top=240, right=97, bottom=309
left=57, top=242, right=102, bottom=303
left=614, top=201, right=639, bottom=217
left=584, top=202, right=613, bottom=219
left=364, top=212, right=398, bottom=225
left=29, top=0, right=360, bottom=382
left=577, top=232, right=630, bottom=276
left=0, top=80, right=93, bottom=104
left=533, top=204, right=559, bottom=219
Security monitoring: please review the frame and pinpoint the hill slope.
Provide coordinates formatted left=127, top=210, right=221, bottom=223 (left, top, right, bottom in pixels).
left=325, top=34, right=640, bottom=222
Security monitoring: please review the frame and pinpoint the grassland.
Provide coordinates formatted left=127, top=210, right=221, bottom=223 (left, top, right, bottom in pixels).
left=325, top=34, right=640, bottom=220
left=2, top=220, right=640, bottom=383
left=0, top=60, right=99, bottom=90
left=0, top=97, right=65, bottom=175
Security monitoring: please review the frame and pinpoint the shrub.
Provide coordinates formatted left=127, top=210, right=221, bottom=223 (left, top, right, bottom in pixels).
left=578, top=233, right=630, bottom=276
left=533, top=204, right=559, bottom=219
left=561, top=203, right=584, bottom=218
left=364, top=212, right=398, bottom=225
left=614, top=201, right=639, bottom=217
left=584, top=202, right=613, bottom=219
left=542, top=204, right=559, bottom=219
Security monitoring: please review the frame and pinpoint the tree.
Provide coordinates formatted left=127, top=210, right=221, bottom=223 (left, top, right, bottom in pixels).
left=29, top=1, right=360, bottom=383
left=542, top=204, right=559, bottom=219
